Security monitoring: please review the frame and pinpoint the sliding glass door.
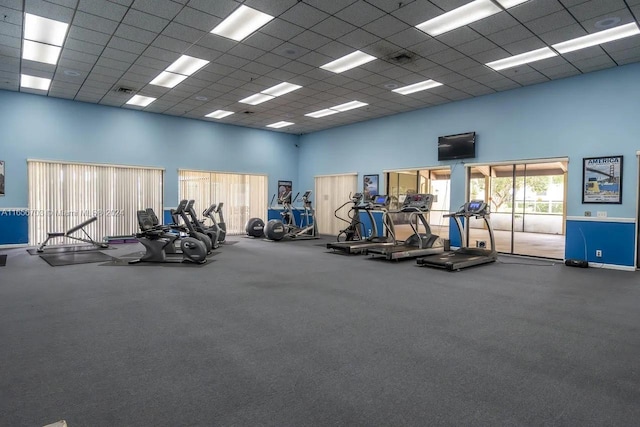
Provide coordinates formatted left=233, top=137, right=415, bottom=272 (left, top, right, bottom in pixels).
left=467, top=160, right=567, bottom=259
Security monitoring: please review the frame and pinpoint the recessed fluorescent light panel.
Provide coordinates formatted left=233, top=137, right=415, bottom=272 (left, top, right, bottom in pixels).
left=305, top=109, right=340, bottom=118
left=240, top=82, right=303, bottom=105
left=205, top=110, right=234, bottom=119
left=332, top=101, right=368, bottom=112
left=22, top=13, right=68, bottom=65
left=266, top=121, right=294, bottom=129
left=211, top=5, right=274, bottom=41
left=486, top=47, right=557, bottom=71
left=22, top=40, right=61, bottom=65
left=239, top=93, right=276, bottom=105
left=126, top=95, right=156, bottom=107
left=261, top=82, right=302, bottom=97
left=305, top=101, right=368, bottom=118
left=20, top=74, right=51, bottom=91
left=416, top=0, right=529, bottom=37
left=149, top=71, right=189, bottom=88
left=552, top=22, right=640, bottom=54
left=166, top=55, right=209, bottom=76
left=150, top=55, right=209, bottom=88
left=392, top=79, right=443, bottom=95
left=24, top=13, right=69, bottom=46
left=320, top=51, right=377, bottom=73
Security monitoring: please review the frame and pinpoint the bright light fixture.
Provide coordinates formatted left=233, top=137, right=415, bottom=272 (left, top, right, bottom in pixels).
left=305, top=101, right=368, bottom=118
left=261, top=82, right=302, bottom=97
left=126, top=94, right=156, bottom=107
left=552, top=22, right=640, bottom=54
left=20, top=74, right=51, bottom=91
left=211, top=5, right=274, bottom=41
left=392, top=79, right=443, bottom=95
left=416, top=0, right=500, bottom=36
left=416, top=0, right=529, bottom=36
left=266, top=121, right=294, bottom=129
left=205, top=110, right=234, bottom=119
left=486, top=47, right=557, bottom=71
left=320, top=51, right=376, bottom=73
left=305, top=109, right=340, bottom=118
left=22, top=40, right=61, bottom=64
left=166, top=55, right=209, bottom=76
left=24, top=13, right=68, bottom=46
left=239, top=93, right=276, bottom=105
left=149, top=71, right=189, bottom=88
left=332, top=101, right=368, bottom=112
left=496, top=0, right=530, bottom=7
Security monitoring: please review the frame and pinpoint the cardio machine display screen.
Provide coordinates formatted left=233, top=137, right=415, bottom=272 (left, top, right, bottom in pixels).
left=373, top=195, right=388, bottom=204
left=468, top=201, right=483, bottom=211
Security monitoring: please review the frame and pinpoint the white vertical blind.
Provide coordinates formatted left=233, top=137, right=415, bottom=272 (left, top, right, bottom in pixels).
left=28, top=160, right=163, bottom=245
left=178, top=170, right=267, bottom=235
left=314, top=174, right=358, bottom=236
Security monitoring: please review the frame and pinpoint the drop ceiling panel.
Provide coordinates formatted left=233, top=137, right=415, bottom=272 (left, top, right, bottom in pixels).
left=2, top=0, right=638, bottom=134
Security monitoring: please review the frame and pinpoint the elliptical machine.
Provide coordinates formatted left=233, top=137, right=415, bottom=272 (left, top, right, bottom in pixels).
left=264, top=190, right=318, bottom=241
left=203, top=202, right=227, bottom=243
left=185, top=199, right=220, bottom=250
left=335, top=192, right=364, bottom=242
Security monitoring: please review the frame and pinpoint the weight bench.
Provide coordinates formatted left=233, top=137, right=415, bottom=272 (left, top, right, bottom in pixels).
left=37, top=216, right=109, bottom=252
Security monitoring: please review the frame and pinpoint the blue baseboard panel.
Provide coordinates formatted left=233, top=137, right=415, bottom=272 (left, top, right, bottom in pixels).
left=357, top=211, right=384, bottom=238
left=0, top=209, right=29, bottom=245
left=565, top=217, right=635, bottom=267
left=449, top=217, right=462, bottom=248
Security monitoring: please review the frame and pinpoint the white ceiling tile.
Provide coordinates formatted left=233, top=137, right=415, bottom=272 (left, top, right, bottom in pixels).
left=108, top=36, right=148, bottom=55
left=509, top=0, right=565, bottom=22
left=243, top=0, right=298, bottom=16
left=162, top=22, right=207, bottom=43
left=526, top=10, right=577, bottom=34
left=215, top=53, right=250, bottom=68
left=363, top=15, right=411, bottom=39
left=468, top=13, right=520, bottom=36
left=227, top=43, right=266, bottom=61
left=436, top=27, right=479, bottom=47
left=391, top=0, right=443, bottom=27
left=60, top=49, right=99, bottom=64
left=115, top=24, right=158, bottom=45
left=132, top=0, right=184, bottom=20
left=311, top=17, right=356, bottom=40
left=244, top=32, right=284, bottom=51
left=152, top=35, right=192, bottom=53
left=186, top=0, right=239, bottom=18
left=296, top=51, right=333, bottom=68
left=569, top=0, right=627, bottom=20
left=341, top=29, right=381, bottom=50
left=289, top=30, right=332, bottom=51
left=72, top=11, right=119, bottom=34
left=255, top=52, right=291, bottom=68
left=260, top=18, right=305, bottom=41
left=279, top=3, right=329, bottom=27
left=68, top=27, right=112, bottom=46
left=77, top=0, right=128, bottom=21
left=102, top=46, right=140, bottom=63
left=173, top=7, right=218, bottom=31
left=123, top=9, right=170, bottom=32
left=279, top=61, right=314, bottom=75
left=25, top=0, right=75, bottom=22
left=65, top=39, right=104, bottom=55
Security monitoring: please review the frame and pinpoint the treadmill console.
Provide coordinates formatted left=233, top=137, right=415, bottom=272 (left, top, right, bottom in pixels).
left=463, top=200, right=489, bottom=215
left=368, top=194, right=390, bottom=209
left=402, top=194, right=434, bottom=211
left=352, top=192, right=363, bottom=202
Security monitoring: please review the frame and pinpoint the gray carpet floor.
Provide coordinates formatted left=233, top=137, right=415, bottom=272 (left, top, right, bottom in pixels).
left=1, top=237, right=639, bottom=426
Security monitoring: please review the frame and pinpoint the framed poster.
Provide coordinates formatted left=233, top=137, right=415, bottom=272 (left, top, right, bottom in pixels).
left=363, top=174, right=379, bottom=201
left=277, top=180, right=292, bottom=204
left=0, top=160, right=4, bottom=196
left=582, top=155, right=623, bottom=204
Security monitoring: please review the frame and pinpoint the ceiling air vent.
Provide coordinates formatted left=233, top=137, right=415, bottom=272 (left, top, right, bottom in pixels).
left=243, top=111, right=254, bottom=114
left=116, top=87, right=134, bottom=94
left=390, top=52, right=413, bottom=64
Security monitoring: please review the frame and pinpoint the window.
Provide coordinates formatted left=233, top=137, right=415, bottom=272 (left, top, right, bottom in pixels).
left=28, top=160, right=163, bottom=245
left=178, top=170, right=267, bottom=235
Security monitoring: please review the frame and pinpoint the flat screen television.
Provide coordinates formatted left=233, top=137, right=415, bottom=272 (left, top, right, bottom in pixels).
left=438, top=132, right=476, bottom=161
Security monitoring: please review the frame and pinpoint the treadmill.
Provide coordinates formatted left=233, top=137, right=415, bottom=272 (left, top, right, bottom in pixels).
left=416, top=200, right=497, bottom=271
left=326, top=194, right=395, bottom=254
left=365, top=194, right=444, bottom=261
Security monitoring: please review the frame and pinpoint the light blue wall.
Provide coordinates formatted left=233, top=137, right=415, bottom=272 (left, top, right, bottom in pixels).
left=0, top=90, right=298, bottom=209
left=298, top=62, right=640, bottom=220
